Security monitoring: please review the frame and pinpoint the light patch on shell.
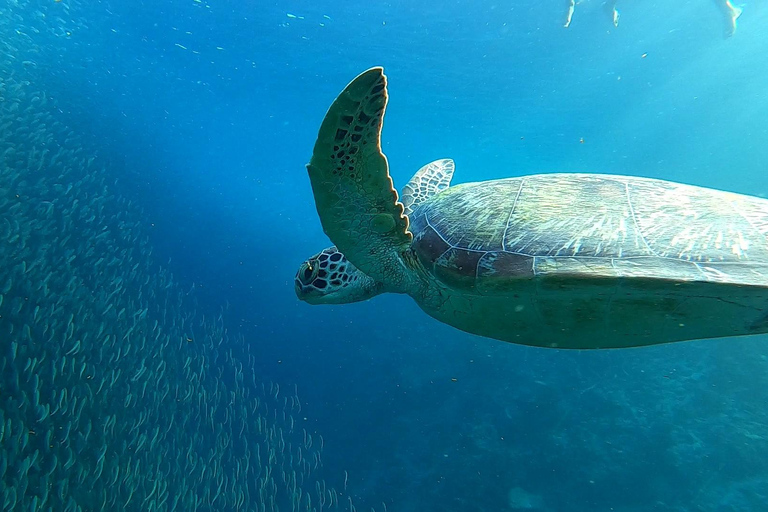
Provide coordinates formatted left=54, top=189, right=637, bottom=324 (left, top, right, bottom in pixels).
left=731, top=232, right=750, bottom=257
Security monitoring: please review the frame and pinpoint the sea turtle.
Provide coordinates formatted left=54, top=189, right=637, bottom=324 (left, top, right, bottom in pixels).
left=295, top=67, right=768, bottom=349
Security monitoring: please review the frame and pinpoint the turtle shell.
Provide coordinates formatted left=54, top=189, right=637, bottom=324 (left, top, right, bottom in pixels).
left=409, top=174, right=768, bottom=294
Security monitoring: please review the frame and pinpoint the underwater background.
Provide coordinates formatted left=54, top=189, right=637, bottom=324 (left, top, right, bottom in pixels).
left=2, top=0, right=768, bottom=511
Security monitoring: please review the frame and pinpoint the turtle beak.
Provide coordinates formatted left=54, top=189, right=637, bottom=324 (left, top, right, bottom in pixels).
left=294, top=280, right=303, bottom=298
left=295, top=278, right=309, bottom=300
left=294, top=276, right=319, bottom=303
left=295, top=281, right=324, bottom=304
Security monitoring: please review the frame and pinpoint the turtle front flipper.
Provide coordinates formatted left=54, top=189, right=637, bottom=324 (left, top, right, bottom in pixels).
left=401, top=158, right=455, bottom=216
left=306, top=67, right=412, bottom=287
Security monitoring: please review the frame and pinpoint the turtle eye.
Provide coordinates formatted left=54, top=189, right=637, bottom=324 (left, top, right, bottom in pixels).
left=299, top=262, right=318, bottom=285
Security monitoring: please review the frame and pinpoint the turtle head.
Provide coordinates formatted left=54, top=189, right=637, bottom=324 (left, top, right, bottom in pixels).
left=295, top=246, right=383, bottom=305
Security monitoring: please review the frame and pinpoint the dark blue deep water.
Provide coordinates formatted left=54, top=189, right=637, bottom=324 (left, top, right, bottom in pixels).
left=2, top=1, right=768, bottom=511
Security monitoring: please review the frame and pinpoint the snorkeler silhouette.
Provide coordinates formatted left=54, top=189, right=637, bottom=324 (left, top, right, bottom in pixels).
left=719, top=0, right=743, bottom=37
left=563, top=0, right=743, bottom=36
left=563, top=0, right=618, bottom=28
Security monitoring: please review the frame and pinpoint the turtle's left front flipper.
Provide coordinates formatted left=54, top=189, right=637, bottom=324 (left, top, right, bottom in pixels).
left=306, top=67, right=412, bottom=287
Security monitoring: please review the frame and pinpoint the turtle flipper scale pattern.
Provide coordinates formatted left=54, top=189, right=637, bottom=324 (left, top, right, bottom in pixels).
left=307, top=67, right=411, bottom=285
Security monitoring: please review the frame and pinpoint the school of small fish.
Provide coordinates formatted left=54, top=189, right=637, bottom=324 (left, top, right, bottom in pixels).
left=0, top=2, right=366, bottom=511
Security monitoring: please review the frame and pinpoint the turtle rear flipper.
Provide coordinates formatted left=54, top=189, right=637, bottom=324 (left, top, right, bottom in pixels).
left=401, top=159, right=455, bottom=216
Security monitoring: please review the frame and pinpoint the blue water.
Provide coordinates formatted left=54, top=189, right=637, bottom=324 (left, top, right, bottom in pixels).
left=18, top=0, right=768, bottom=510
